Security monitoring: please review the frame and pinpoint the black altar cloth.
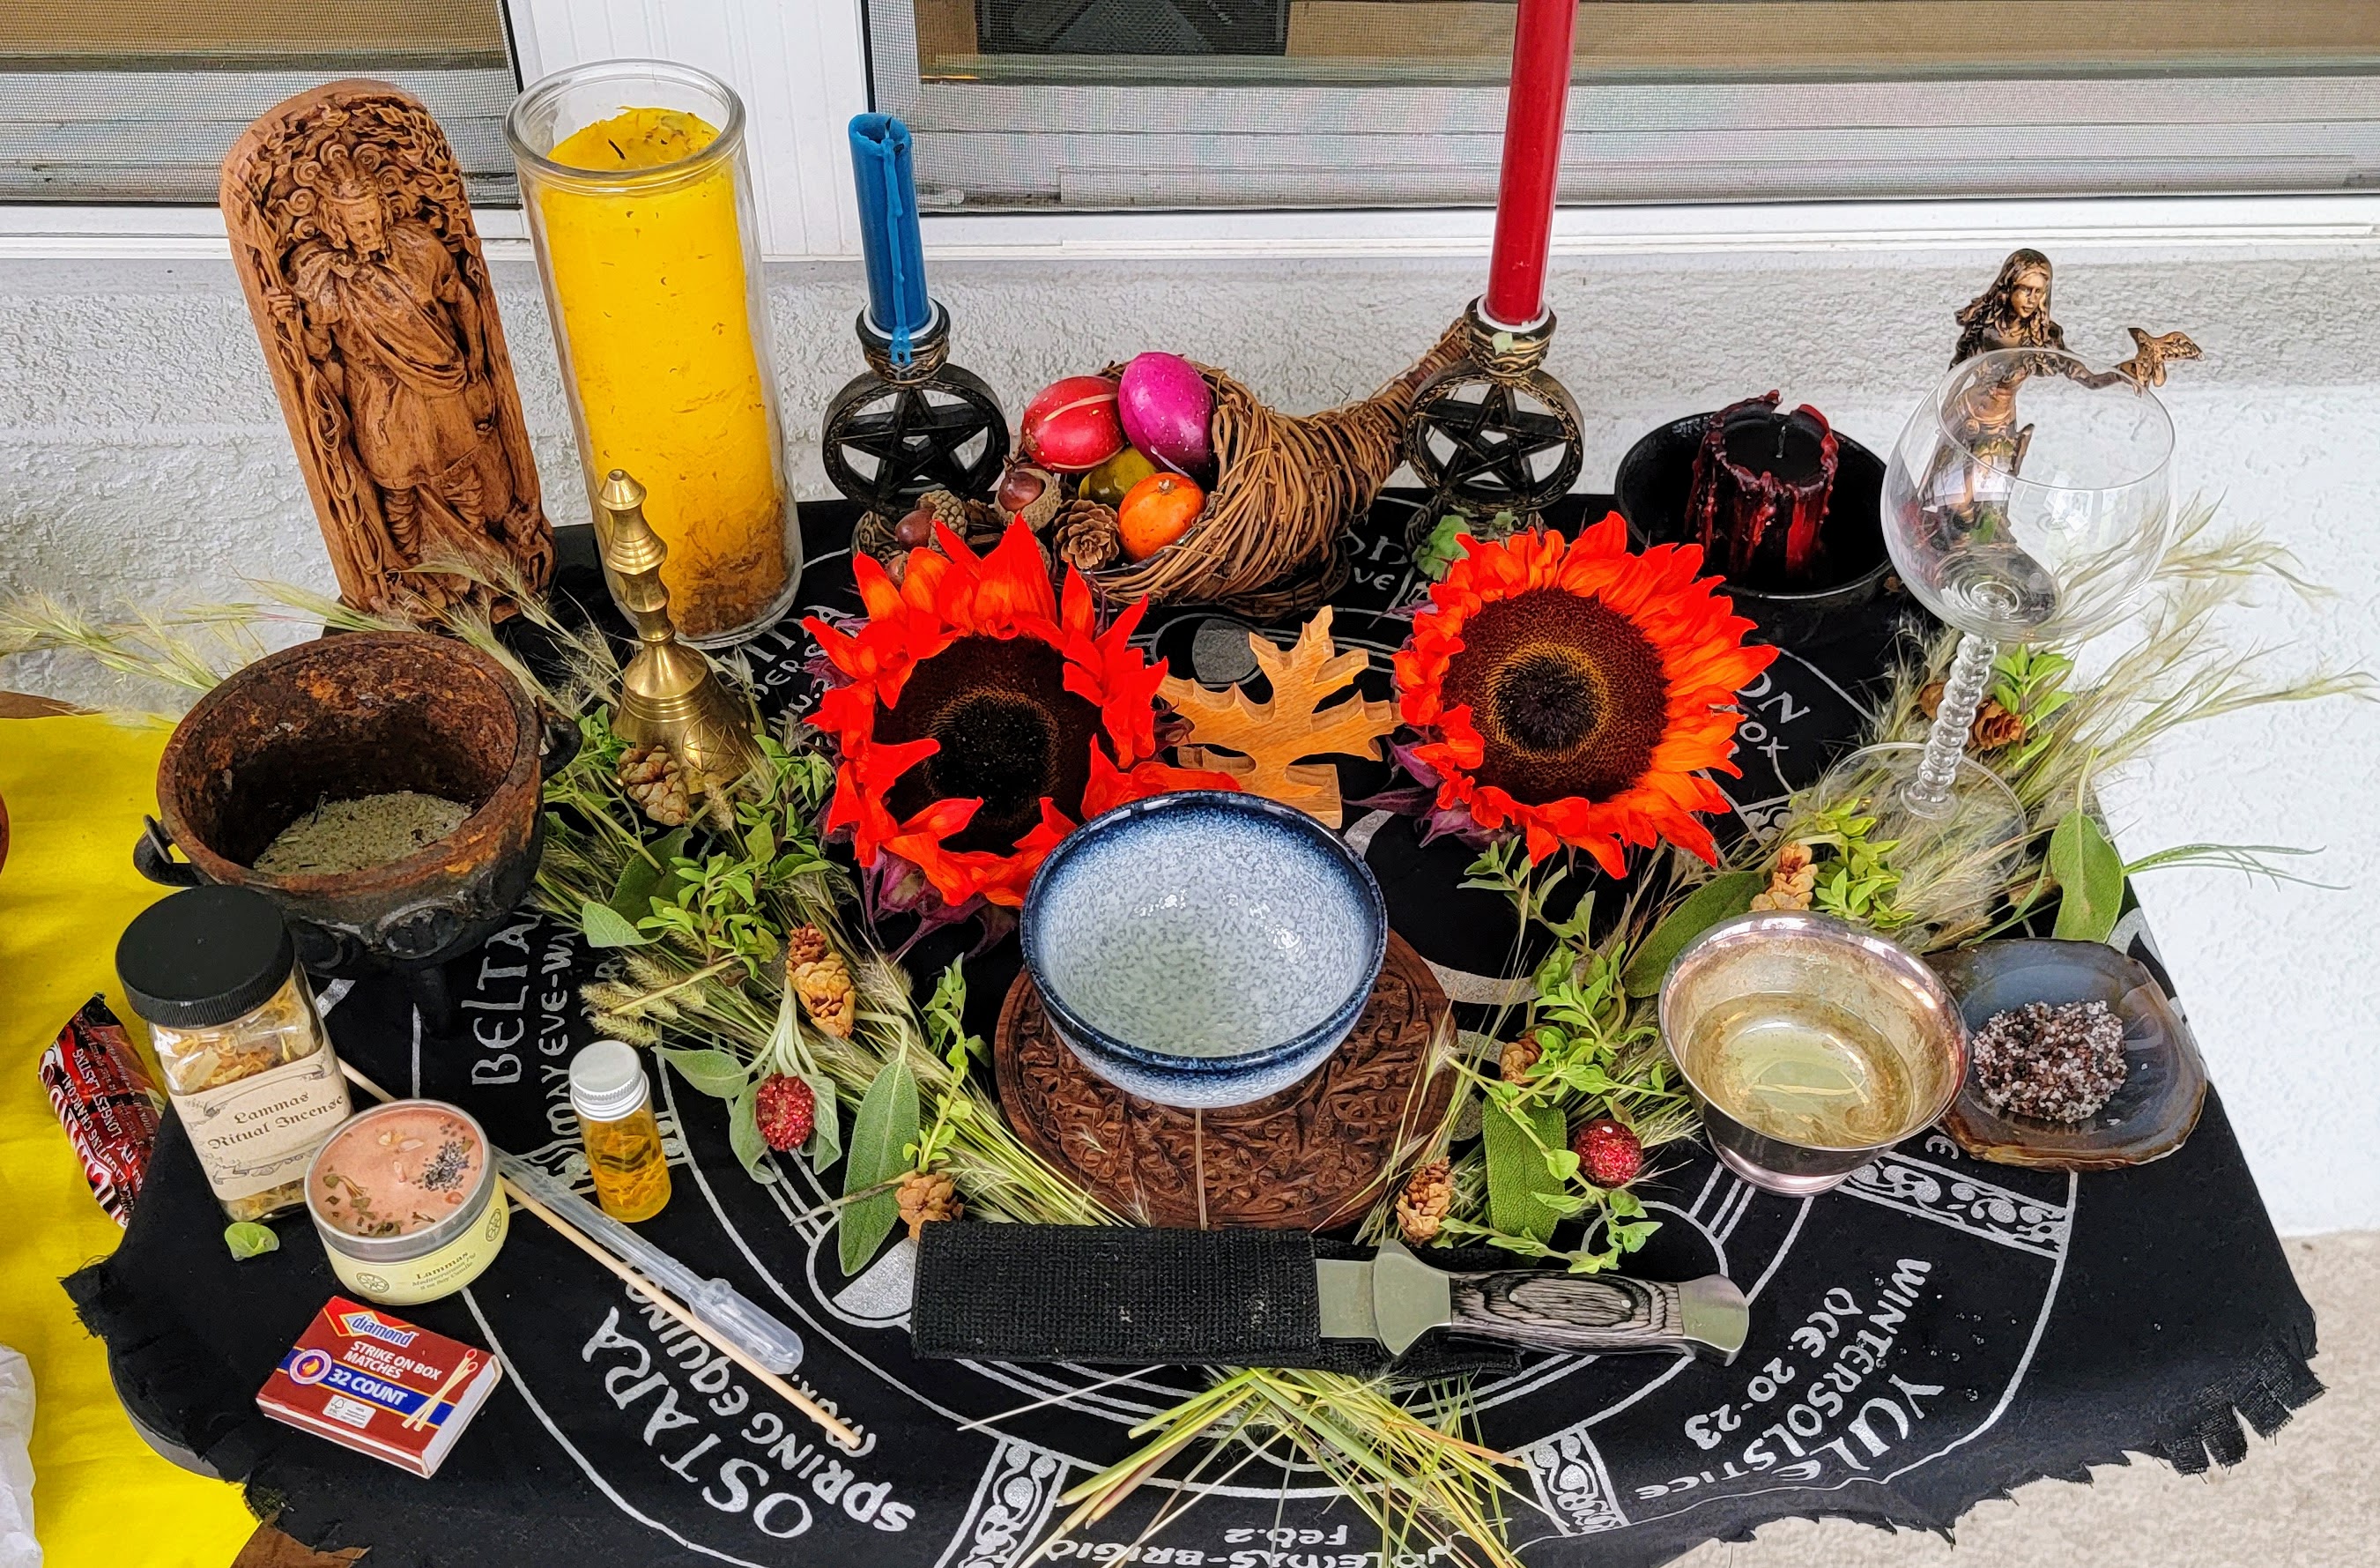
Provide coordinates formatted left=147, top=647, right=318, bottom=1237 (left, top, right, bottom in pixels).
left=71, top=495, right=2321, bottom=1567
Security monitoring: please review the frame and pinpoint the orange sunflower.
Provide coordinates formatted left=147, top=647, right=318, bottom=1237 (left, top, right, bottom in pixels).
left=1392, top=514, right=1776, bottom=875
left=805, top=519, right=1235, bottom=912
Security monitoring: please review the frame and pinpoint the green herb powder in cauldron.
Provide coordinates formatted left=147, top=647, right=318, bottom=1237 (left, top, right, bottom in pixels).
left=253, top=792, right=472, bottom=877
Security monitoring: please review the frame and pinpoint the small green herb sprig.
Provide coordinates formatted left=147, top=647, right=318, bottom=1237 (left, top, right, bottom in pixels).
left=1800, top=799, right=1910, bottom=931
left=1435, top=843, right=1694, bottom=1274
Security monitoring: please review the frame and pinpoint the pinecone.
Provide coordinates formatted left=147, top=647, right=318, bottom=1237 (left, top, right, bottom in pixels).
left=618, top=744, right=690, bottom=827
left=787, top=924, right=829, bottom=967
left=786, top=925, right=856, bottom=1038
left=754, top=1074, right=816, bottom=1152
left=896, top=1170, right=963, bottom=1240
left=1395, top=1159, right=1454, bottom=1245
left=1051, top=499, right=1123, bottom=574
left=1972, top=702, right=2028, bottom=750
left=923, top=489, right=1005, bottom=550
left=1499, top=1037, right=1543, bottom=1083
left=1750, top=841, right=1817, bottom=912
left=1570, top=1118, right=1644, bottom=1188
left=1918, top=680, right=2026, bottom=751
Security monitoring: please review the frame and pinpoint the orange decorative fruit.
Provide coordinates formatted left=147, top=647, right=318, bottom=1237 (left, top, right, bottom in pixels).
left=1118, top=472, right=1205, bottom=561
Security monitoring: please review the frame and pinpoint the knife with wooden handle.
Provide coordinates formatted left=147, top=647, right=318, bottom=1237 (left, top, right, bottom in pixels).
left=1318, top=1237, right=1748, bottom=1364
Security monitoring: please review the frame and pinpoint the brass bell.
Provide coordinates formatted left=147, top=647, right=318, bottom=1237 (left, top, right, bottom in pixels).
left=597, top=470, right=763, bottom=794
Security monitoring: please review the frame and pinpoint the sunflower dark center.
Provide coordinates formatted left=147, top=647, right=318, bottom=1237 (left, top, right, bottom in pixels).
left=1491, top=650, right=1600, bottom=753
left=927, top=692, right=1057, bottom=820
left=1441, top=587, right=1670, bottom=806
left=874, top=634, right=1100, bottom=854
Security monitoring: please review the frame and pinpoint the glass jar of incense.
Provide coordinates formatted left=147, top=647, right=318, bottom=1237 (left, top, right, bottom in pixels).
left=115, top=886, right=350, bottom=1222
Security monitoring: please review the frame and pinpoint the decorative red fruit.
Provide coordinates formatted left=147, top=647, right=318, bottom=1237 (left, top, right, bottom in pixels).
left=754, top=1074, right=816, bottom=1152
left=1571, top=1118, right=1642, bottom=1188
left=1019, top=375, right=1125, bottom=472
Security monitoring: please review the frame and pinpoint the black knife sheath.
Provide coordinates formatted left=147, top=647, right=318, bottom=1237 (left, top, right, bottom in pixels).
left=910, top=1223, right=1518, bottom=1378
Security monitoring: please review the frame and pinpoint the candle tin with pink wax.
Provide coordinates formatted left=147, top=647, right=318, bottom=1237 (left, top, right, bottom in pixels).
left=306, top=1100, right=508, bottom=1306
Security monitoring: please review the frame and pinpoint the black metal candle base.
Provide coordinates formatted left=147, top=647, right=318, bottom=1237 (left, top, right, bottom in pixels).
left=1405, top=298, right=1586, bottom=534
left=820, top=304, right=1009, bottom=528
left=1615, top=412, right=1893, bottom=646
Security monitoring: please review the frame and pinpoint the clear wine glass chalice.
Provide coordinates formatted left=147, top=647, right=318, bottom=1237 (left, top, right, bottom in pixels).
left=1838, top=347, right=2176, bottom=857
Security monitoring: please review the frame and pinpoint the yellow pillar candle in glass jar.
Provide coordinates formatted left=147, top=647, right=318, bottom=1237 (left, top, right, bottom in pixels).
left=508, top=63, right=799, bottom=643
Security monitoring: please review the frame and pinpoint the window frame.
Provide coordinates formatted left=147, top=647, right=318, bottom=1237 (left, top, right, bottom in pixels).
left=865, top=0, right=2380, bottom=213
left=4, top=1, right=2378, bottom=266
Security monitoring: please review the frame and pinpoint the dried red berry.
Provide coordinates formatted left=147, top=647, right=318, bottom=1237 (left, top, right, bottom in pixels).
left=754, top=1074, right=816, bottom=1152
left=1570, top=1118, right=1642, bottom=1188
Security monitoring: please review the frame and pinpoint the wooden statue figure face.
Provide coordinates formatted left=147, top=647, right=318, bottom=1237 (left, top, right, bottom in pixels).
left=325, top=189, right=390, bottom=260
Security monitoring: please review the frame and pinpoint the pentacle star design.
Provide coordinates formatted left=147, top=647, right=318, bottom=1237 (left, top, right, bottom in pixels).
left=1421, top=382, right=1573, bottom=502
left=834, top=383, right=997, bottom=504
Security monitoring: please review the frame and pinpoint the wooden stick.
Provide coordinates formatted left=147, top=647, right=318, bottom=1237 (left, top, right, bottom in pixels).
left=401, top=1349, right=478, bottom=1432
left=336, top=1061, right=861, bottom=1449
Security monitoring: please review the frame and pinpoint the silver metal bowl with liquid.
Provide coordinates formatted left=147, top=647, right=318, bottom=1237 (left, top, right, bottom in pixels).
left=1661, top=911, right=1968, bottom=1194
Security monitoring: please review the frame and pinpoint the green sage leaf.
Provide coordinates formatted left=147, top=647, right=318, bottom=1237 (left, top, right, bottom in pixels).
left=2050, top=808, right=2127, bottom=942
left=839, top=1054, right=920, bottom=1275
left=1482, top=1096, right=1568, bottom=1244
left=658, top=1047, right=753, bottom=1099
left=608, top=826, right=691, bottom=920
left=578, top=899, right=653, bottom=948
left=727, top=1087, right=776, bottom=1185
left=799, top=1069, right=844, bottom=1173
left=223, top=1222, right=279, bottom=1260
left=1623, top=870, right=1765, bottom=995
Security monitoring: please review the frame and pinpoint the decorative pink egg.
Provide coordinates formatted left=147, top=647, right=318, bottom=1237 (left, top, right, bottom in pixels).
left=1019, top=375, right=1125, bottom=472
left=1117, top=353, right=1214, bottom=477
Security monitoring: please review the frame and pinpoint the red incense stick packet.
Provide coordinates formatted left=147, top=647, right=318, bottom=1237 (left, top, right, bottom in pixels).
left=257, top=1297, right=504, bottom=1477
left=40, top=995, right=164, bottom=1227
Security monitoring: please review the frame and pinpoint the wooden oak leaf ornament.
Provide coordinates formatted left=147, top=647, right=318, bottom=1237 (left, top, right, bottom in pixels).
left=1158, top=606, right=1397, bottom=828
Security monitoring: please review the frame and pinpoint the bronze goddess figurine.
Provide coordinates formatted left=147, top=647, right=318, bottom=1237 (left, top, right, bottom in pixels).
left=222, top=81, right=552, bottom=621
left=1953, top=249, right=2067, bottom=365
left=1952, top=248, right=2201, bottom=392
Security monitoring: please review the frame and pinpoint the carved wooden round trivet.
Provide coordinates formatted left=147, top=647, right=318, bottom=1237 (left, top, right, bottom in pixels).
left=992, top=932, right=1453, bottom=1230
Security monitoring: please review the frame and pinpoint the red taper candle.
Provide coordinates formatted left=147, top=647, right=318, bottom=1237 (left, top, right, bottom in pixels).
left=1483, top=0, right=1581, bottom=329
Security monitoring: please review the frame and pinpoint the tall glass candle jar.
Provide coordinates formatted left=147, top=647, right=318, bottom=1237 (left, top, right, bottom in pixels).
left=115, top=886, right=350, bottom=1222
left=508, top=61, right=799, bottom=645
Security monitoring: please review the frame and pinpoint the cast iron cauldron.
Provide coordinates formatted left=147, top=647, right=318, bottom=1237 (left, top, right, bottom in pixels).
left=1615, top=413, right=1893, bottom=646
left=135, top=632, right=575, bottom=1014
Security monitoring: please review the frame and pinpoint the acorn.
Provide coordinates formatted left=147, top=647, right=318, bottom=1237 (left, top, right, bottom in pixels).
left=994, top=456, right=1064, bottom=534
left=893, top=504, right=938, bottom=550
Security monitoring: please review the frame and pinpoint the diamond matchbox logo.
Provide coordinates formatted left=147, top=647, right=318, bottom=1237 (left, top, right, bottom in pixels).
left=337, top=1308, right=419, bottom=1349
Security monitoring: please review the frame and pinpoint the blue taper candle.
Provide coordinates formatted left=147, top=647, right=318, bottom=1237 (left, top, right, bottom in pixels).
left=848, top=114, right=932, bottom=363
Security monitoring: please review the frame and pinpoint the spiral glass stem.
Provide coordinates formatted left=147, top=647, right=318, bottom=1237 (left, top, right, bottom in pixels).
left=1904, top=632, right=1998, bottom=820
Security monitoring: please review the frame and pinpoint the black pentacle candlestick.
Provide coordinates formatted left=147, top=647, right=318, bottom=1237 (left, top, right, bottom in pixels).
left=820, top=304, right=1009, bottom=530
left=1405, top=298, right=1586, bottom=531
left=1685, top=392, right=1841, bottom=590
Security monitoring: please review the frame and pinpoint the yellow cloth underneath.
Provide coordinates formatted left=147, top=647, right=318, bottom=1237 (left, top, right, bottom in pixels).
left=0, top=715, right=257, bottom=1565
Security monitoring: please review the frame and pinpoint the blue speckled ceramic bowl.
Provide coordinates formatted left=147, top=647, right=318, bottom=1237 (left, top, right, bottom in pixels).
left=1021, top=791, right=1388, bottom=1109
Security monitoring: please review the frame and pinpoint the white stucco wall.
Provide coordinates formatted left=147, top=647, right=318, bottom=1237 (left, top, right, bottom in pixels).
left=3, top=235, right=2374, bottom=1232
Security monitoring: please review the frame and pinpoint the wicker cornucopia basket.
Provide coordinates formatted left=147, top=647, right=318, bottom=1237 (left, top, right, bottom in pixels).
left=1085, top=321, right=1469, bottom=617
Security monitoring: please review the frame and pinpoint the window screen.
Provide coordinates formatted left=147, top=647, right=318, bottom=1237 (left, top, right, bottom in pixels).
left=871, top=1, right=2380, bottom=209
left=3, top=1, right=517, bottom=203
